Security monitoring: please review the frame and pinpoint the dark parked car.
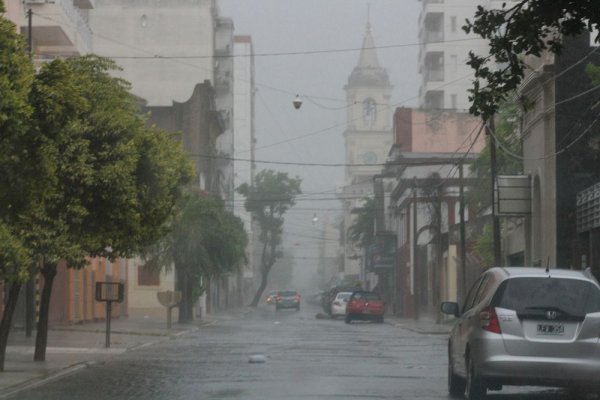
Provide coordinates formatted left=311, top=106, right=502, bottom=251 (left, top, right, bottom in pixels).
left=441, top=267, right=600, bottom=400
left=345, top=291, right=384, bottom=324
left=275, top=290, right=301, bottom=311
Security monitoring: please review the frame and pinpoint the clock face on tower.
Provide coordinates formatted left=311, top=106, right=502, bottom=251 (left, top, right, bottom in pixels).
left=362, top=151, right=377, bottom=164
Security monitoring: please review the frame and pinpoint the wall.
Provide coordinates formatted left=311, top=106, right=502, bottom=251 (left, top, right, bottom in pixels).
left=89, top=0, right=215, bottom=107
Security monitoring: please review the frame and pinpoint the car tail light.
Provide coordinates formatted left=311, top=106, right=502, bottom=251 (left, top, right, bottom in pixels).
left=480, top=306, right=501, bottom=334
left=294, top=295, right=301, bottom=301
left=276, top=295, right=282, bottom=302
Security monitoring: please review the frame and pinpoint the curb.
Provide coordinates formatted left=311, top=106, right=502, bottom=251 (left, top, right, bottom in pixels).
left=0, top=361, right=96, bottom=400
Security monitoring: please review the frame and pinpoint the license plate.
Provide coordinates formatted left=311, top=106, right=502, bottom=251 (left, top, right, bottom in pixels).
left=537, top=323, right=564, bottom=336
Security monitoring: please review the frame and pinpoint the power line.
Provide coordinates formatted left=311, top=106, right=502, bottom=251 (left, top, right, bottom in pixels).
left=101, top=37, right=483, bottom=59
left=486, top=113, right=600, bottom=161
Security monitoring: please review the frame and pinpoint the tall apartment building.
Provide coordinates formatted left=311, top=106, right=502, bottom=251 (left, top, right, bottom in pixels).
left=418, top=0, right=508, bottom=111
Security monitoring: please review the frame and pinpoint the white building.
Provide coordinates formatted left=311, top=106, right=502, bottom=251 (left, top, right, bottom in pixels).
left=417, top=0, right=510, bottom=110
left=89, top=0, right=216, bottom=107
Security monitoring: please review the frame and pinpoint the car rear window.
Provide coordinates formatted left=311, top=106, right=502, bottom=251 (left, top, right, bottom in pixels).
left=336, top=292, right=351, bottom=300
left=493, top=277, right=600, bottom=316
left=352, top=292, right=380, bottom=301
left=278, top=291, right=297, bottom=297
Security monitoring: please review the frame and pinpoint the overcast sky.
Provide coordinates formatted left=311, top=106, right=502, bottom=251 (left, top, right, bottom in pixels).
left=219, top=0, right=422, bottom=288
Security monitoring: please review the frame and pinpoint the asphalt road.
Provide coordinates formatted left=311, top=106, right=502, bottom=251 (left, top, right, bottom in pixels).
left=12, top=304, right=586, bottom=400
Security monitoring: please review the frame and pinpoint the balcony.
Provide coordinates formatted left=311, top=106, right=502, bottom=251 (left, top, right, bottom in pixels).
left=423, top=12, right=444, bottom=44
left=424, top=51, right=444, bottom=81
left=21, top=0, right=92, bottom=57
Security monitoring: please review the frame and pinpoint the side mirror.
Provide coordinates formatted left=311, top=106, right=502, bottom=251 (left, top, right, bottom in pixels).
left=441, top=301, right=460, bottom=317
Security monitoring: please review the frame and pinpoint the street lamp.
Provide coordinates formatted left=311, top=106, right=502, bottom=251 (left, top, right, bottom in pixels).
left=292, top=94, right=303, bottom=110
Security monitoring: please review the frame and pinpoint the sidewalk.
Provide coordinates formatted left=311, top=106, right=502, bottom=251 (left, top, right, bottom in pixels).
left=0, top=314, right=215, bottom=399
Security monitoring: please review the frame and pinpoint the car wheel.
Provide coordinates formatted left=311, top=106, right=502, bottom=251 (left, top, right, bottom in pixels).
left=448, top=352, right=466, bottom=397
left=378, top=316, right=384, bottom=324
left=345, top=315, right=352, bottom=324
left=465, top=356, right=486, bottom=400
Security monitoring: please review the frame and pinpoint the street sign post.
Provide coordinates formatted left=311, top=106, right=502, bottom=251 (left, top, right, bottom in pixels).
left=157, top=290, right=182, bottom=329
left=95, top=282, right=125, bottom=348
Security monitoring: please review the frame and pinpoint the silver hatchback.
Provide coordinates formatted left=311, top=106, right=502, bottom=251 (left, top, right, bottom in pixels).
left=441, top=267, right=600, bottom=399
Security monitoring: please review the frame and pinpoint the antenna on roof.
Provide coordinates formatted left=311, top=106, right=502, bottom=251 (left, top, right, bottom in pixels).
left=545, top=256, right=550, bottom=274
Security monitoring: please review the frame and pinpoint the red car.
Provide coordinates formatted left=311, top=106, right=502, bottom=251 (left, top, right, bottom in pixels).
left=345, top=291, right=384, bottom=324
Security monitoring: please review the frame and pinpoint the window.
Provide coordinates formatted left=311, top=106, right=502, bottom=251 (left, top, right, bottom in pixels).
left=451, top=94, right=457, bottom=109
left=494, top=277, right=600, bottom=315
left=138, top=265, right=160, bottom=286
left=463, top=275, right=486, bottom=312
left=363, top=98, right=376, bottom=125
left=450, top=16, right=456, bottom=32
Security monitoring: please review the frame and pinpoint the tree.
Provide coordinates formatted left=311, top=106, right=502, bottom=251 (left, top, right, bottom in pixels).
left=237, top=169, right=301, bottom=307
left=0, top=0, right=39, bottom=372
left=468, top=103, right=523, bottom=210
left=142, top=192, right=248, bottom=322
left=346, top=197, right=376, bottom=250
left=464, top=0, right=600, bottom=120
left=27, top=56, right=193, bottom=361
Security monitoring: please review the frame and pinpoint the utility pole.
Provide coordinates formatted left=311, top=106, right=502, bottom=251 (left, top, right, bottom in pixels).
left=488, top=118, right=502, bottom=266
left=458, top=161, right=467, bottom=301
left=412, top=177, right=419, bottom=320
left=25, top=8, right=35, bottom=339
left=27, top=9, right=33, bottom=54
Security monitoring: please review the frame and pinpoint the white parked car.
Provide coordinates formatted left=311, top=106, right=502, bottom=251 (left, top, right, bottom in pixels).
left=330, top=291, right=352, bottom=317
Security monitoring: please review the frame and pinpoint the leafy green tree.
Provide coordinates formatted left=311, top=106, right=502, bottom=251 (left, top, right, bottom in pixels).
left=143, top=191, right=248, bottom=322
left=464, top=1, right=600, bottom=120
left=586, top=63, right=600, bottom=85
left=237, top=169, right=301, bottom=307
left=0, top=0, right=38, bottom=372
left=27, top=56, right=192, bottom=361
left=347, top=197, right=376, bottom=250
left=468, top=103, right=523, bottom=210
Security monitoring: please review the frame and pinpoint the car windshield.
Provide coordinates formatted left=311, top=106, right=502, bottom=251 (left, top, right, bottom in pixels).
left=494, top=277, right=600, bottom=315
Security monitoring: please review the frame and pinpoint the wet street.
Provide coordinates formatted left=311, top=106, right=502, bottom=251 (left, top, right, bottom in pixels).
left=14, top=304, right=579, bottom=400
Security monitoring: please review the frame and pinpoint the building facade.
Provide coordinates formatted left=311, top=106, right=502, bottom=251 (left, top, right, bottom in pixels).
left=89, top=0, right=216, bottom=107
left=520, top=32, right=600, bottom=271
left=233, top=35, right=258, bottom=305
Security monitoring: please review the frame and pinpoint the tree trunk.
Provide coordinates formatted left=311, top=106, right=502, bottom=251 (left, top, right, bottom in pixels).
left=0, top=282, right=22, bottom=372
left=176, top=266, right=188, bottom=323
left=249, top=270, right=268, bottom=307
left=185, top=276, right=194, bottom=321
left=34, top=262, right=57, bottom=362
